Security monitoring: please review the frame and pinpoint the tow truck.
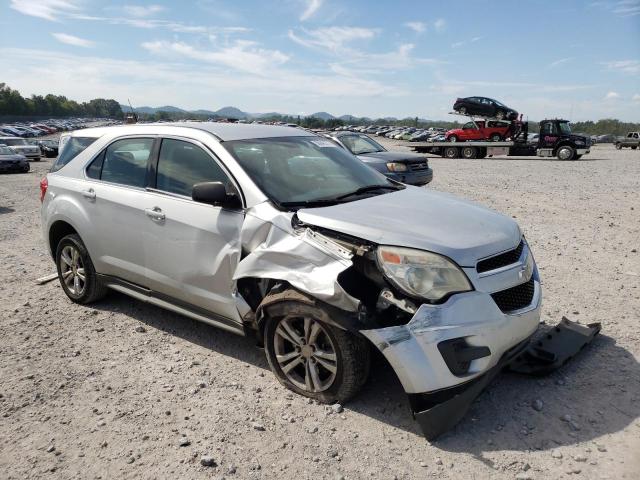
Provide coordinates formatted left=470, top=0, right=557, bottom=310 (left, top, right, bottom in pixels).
left=412, top=116, right=591, bottom=160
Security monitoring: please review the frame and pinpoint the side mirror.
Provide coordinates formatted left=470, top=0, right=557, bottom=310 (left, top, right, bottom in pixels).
left=192, top=182, right=242, bottom=209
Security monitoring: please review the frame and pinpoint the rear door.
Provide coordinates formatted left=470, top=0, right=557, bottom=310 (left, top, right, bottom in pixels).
left=143, top=137, right=245, bottom=323
left=83, top=136, right=157, bottom=286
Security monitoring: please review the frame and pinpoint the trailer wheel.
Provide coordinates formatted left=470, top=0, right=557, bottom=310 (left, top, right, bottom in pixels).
left=461, top=146, right=477, bottom=159
left=490, top=133, right=503, bottom=142
left=444, top=146, right=459, bottom=159
left=556, top=145, right=575, bottom=161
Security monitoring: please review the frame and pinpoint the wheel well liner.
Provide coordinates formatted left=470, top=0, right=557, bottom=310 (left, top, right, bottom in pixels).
left=48, top=221, right=78, bottom=257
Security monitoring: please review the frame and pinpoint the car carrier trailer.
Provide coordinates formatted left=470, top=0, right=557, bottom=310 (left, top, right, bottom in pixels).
left=411, top=119, right=591, bottom=161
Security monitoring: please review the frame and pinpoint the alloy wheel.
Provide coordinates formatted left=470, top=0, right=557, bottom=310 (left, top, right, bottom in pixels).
left=59, top=245, right=86, bottom=296
left=273, top=316, right=338, bottom=393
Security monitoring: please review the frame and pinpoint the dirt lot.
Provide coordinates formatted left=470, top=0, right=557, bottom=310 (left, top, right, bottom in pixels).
left=1, top=140, right=639, bottom=480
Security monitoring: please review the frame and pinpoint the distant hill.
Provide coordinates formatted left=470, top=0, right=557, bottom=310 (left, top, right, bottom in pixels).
left=213, top=106, right=248, bottom=119
left=309, top=111, right=335, bottom=120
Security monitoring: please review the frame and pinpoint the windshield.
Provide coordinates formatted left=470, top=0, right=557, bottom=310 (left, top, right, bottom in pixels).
left=491, top=98, right=506, bottom=107
left=0, top=146, right=15, bottom=154
left=559, top=122, right=572, bottom=135
left=2, top=138, right=27, bottom=146
left=224, top=136, right=401, bottom=208
left=340, top=134, right=385, bottom=155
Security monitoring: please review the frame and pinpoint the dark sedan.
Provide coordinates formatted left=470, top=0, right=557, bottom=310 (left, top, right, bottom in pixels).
left=453, top=97, right=518, bottom=120
left=324, top=132, right=433, bottom=186
left=0, top=145, right=30, bottom=173
left=38, top=139, right=59, bottom=158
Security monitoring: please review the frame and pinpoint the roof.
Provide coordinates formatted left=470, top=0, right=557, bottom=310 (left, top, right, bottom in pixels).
left=73, top=122, right=316, bottom=142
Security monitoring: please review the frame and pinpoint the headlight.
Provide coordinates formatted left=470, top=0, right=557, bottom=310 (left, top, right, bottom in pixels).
left=377, top=246, right=472, bottom=302
left=386, top=162, right=408, bottom=172
left=575, top=140, right=585, bottom=145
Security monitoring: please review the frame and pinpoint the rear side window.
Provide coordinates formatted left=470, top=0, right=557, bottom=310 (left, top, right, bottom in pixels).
left=156, top=139, right=230, bottom=197
left=99, top=138, right=154, bottom=188
left=51, top=137, right=97, bottom=172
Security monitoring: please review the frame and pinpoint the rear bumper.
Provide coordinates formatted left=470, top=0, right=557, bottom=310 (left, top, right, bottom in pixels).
left=385, top=168, right=433, bottom=186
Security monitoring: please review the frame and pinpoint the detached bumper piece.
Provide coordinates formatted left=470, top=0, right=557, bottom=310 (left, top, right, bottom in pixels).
left=507, top=317, right=601, bottom=375
left=409, top=318, right=600, bottom=440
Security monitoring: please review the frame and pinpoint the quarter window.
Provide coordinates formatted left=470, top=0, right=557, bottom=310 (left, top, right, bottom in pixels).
left=156, top=139, right=230, bottom=197
left=100, top=138, right=154, bottom=187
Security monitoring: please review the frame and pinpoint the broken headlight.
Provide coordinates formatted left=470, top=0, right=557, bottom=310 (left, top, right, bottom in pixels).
left=376, top=246, right=472, bottom=302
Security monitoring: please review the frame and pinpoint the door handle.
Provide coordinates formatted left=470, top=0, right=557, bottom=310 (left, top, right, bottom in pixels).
left=145, top=207, right=165, bottom=221
left=81, top=188, right=96, bottom=200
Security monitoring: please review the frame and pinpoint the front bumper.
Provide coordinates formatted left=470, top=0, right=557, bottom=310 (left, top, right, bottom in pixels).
left=576, top=148, right=590, bottom=156
left=385, top=167, right=433, bottom=186
left=0, top=160, right=29, bottom=172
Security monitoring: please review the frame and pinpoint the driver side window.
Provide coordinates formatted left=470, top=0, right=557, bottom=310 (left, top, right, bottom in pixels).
left=156, top=139, right=231, bottom=197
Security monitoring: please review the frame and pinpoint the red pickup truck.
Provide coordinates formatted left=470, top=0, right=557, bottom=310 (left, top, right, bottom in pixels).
left=445, top=120, right=511, bottom=142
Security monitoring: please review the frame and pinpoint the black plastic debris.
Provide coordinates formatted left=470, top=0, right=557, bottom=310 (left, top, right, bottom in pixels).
left=508, top=317, right=601, bottom=375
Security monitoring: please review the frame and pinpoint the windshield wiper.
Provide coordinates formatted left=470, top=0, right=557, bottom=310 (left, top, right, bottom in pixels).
left=334, top=184, right=401, bottom=201
left=279, top=199, right=341, bottom=209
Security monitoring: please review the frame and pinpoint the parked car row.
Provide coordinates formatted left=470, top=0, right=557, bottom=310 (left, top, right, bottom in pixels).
left=334, top=125, right=448, bottom=142
left=0, top=118, right=96, bottom=138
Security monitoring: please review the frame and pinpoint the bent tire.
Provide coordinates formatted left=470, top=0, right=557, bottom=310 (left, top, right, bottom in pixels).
left=263, top=298, right=370, bottom=404
left=55, top=234, right=108, bottom=304
left=556, top=145, right=575, bottom=161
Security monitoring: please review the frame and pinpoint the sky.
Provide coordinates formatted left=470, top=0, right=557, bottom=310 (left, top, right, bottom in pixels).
left=0, top=0, right=639, bottom=121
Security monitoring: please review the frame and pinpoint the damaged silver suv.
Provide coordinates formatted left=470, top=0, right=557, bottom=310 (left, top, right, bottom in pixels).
left=42, top=123, right=595, bottom=438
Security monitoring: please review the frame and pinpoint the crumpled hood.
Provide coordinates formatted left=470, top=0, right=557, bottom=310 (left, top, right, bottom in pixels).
left=296, top=186, right=521, bottom=267
left=357, top=151, right=428, bottom=164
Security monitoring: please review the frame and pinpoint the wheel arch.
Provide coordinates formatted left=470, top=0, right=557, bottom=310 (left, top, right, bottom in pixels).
left=48, top=220, right=79, bottom=259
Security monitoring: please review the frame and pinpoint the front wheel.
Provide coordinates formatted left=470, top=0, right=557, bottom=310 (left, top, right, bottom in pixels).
left=632, top=146, right=637, bottom=150
left=448, top=135, right=458, bottom=142
left=55, top=234, right=108, bottom=304
left=615, top=143, right=622, bottom=150
left=263, top=299, right=370, bottom=404
left=556, top=145, right=575, bottom=161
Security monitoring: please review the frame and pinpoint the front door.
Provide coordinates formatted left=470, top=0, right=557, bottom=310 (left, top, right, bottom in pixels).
left=539, top=122, right=560, bottom=149
left=143, top=137, right=245, bottom=323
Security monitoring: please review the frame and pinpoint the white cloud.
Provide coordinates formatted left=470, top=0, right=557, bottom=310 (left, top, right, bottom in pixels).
left=633, top=93, right=640, bottom=102
left=612, top=0, right=640, bottom=16
left=300, top=0, right=323, bottom=21
left=51, top=32, right=95, bottom=48
left=602, top=59, right=640, bottom=74
left=434, top=18, right=446, bottom=32
left=451, top=41, right=465, bottom=48
left=405, top=21, right=426, bottom=33
left=9, top=0, right=81, bottom=21
left=141, top=39, right=289, bottom=75
left=548, top=57, right=573, bottom=68
left=288, top=26, right=377, bottom=54
left=470, top=36, right=483, bottom=43
left=122, top=4, right=165, bottom=17
left=604, top=91, right=620, bottom=100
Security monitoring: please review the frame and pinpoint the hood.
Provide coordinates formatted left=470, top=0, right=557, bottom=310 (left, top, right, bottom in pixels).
left=296, top=187, right=521, bottom=267
left=357, top=151, right=428, bottom=164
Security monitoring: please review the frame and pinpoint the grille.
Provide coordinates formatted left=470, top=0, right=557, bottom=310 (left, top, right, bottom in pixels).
left=477, top=240, right=524, bottom=273
left=491, top=277, right=535, bottom=313
left=410, top=162, right=430, bottom=171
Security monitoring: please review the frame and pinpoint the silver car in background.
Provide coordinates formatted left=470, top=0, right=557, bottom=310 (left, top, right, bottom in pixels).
left=41, top=122, right=545, bottom=438
left=0, top=136, right=41, bottom=160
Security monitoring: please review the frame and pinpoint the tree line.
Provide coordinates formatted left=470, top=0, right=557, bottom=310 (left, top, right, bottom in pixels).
left=0, top=83, right=122, bottom=118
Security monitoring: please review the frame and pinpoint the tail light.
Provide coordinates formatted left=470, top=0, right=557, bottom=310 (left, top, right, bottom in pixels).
left=39, top=176, right=48, bottom=203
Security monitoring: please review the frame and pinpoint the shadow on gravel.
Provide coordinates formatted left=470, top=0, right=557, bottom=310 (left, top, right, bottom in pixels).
left=0, top=206, right=15, bottom=214
left=88, top=293, right=639, bottom=454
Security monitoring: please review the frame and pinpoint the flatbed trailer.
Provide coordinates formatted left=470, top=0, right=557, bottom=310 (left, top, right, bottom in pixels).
left=411, top=118, right=591, bottom=160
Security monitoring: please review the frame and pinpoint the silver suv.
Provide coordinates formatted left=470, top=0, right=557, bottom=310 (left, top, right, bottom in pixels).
left=41, top=123, right=541, bottom=438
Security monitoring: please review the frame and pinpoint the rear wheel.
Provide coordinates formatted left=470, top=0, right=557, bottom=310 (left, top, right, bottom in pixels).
left=490, top=133, right=503, bottom=142
left=556, top=145, right=575, bottom=161
left=444, top=146, right=459, bottom=159
left=461, top=146, right=477, bottom=159
left=263, top=298, right=370, bottom=404
left=55, top=234, right=108, bottom=304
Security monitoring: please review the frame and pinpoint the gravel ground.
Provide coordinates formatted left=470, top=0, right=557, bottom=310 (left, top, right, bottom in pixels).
left=0, top=138, right=639, bottom=480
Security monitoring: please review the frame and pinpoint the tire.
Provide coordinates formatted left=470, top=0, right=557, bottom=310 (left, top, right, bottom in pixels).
left=490, top=133, right=503, bottom=142
left=632, top=146, right=637, bottom=150
left=556, top=145, right=575, bottom=161
left=22, top=165, right=30, bottom=173
left=55, top=234, right=108, bottom=304
left=615, top=143, right=622, bottom=150
left=458, top=107, right=467, bottom=115
left=263, top=298, right=370, bottom=404
left=444, top=146, right=459, bottom=159
left=448, top=135, right=458, bottom=142
left=496, top=110, right=505, bottom=120
left=461, top=146, right=477, bottom=159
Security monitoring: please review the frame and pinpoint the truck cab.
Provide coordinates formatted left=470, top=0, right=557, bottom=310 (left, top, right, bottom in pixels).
left=536, top=119, right=590, bottom=160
